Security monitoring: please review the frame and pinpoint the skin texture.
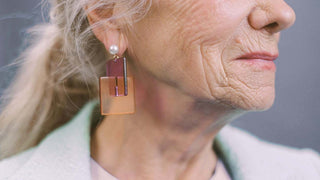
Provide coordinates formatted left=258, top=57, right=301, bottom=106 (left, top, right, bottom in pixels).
left=88, top=0, right=295, bottom=179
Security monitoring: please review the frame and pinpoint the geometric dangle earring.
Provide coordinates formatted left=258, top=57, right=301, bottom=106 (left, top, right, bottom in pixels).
left=99, top=45, right=135, bottom=115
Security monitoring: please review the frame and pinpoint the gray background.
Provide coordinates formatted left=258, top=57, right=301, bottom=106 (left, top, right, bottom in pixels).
left=0, top=0, right=319, bottom=152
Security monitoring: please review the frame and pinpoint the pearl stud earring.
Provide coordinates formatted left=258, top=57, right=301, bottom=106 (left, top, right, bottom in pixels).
left=109, top=45, right=119, bottom=55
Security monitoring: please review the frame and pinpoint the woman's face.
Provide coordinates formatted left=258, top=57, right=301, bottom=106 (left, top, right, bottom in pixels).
left=126, top=0, right=295, bottom=111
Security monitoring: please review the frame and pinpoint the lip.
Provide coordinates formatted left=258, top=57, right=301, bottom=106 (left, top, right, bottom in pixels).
left=236, top=52, right=279, bottom=61
left=235, top=52, right=279, bottom=71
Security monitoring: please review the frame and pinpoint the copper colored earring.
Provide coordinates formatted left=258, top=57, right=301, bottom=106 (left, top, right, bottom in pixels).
left=99, top=45, right=135, bottom=115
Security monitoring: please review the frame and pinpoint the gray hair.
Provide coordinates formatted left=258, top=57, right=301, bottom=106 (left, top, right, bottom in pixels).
left=0, top=0, right=151, bottom=159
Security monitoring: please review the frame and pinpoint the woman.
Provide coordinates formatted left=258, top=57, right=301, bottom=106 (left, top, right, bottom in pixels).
left=0, top=0, right=319, bottom=179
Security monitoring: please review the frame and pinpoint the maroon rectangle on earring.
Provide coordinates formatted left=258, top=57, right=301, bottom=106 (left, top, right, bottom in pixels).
left=106, top=57, right=128, bottom=96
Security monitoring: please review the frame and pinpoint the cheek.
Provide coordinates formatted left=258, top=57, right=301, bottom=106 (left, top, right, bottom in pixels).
left=173, top=0, right=253, bottom=90
left=175, top=0, right=249, bottom=48
left=127, top=0, right=261, bottom=100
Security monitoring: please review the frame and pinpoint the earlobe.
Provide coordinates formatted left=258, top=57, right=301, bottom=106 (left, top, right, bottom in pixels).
left=100, top=28, right=128, bottom=57
left=85, top=5, right=128, bottom=56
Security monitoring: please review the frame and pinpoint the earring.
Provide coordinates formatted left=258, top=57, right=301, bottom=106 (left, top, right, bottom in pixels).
left=99, top=45, right=135, bottom=115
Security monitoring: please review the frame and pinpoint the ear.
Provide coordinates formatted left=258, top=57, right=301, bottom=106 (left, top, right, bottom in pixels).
left=85, top=3, right=128, bottom=56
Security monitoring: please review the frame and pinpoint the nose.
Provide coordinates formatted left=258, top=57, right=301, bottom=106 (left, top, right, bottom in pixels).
left=248, top=0, right=296, bottom=34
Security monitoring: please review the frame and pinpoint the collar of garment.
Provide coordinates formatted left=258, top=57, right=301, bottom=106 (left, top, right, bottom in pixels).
left=2, top=101, right=320, bottom=180
left=90, top=153, right=231, bottom=180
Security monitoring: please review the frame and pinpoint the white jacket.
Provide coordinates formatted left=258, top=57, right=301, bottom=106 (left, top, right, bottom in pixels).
left=0, top=102, right=319, bottom=180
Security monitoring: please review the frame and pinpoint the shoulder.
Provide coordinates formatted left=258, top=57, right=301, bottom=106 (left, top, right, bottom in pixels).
left=0, top=102, right=96, bottom=180
left=216, top=125, right=320, bottom=179
left=0, top=148, right=36, bottom=179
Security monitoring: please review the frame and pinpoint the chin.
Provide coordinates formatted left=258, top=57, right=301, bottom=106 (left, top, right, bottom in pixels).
left=215, top=86, right=276, bottom=112
left=249, top=96, right=275, bottom=111
left=240, top=88, right=276, bottom=112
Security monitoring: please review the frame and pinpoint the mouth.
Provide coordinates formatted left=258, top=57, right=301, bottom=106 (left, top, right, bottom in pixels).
left=235, top=52, right=279, bottom=71
left=237, top=52, right=279, bottom=61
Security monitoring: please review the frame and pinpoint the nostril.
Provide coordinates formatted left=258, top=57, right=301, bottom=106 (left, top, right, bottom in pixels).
left=265, top=22, right=279, bottom=29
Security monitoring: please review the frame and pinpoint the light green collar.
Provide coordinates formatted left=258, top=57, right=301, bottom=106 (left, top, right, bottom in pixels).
left=8, top=101, right=319, bottom=180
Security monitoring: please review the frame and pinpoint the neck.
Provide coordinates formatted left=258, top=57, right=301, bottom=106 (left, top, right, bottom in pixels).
left=91, top=62, right=242, bottom=180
